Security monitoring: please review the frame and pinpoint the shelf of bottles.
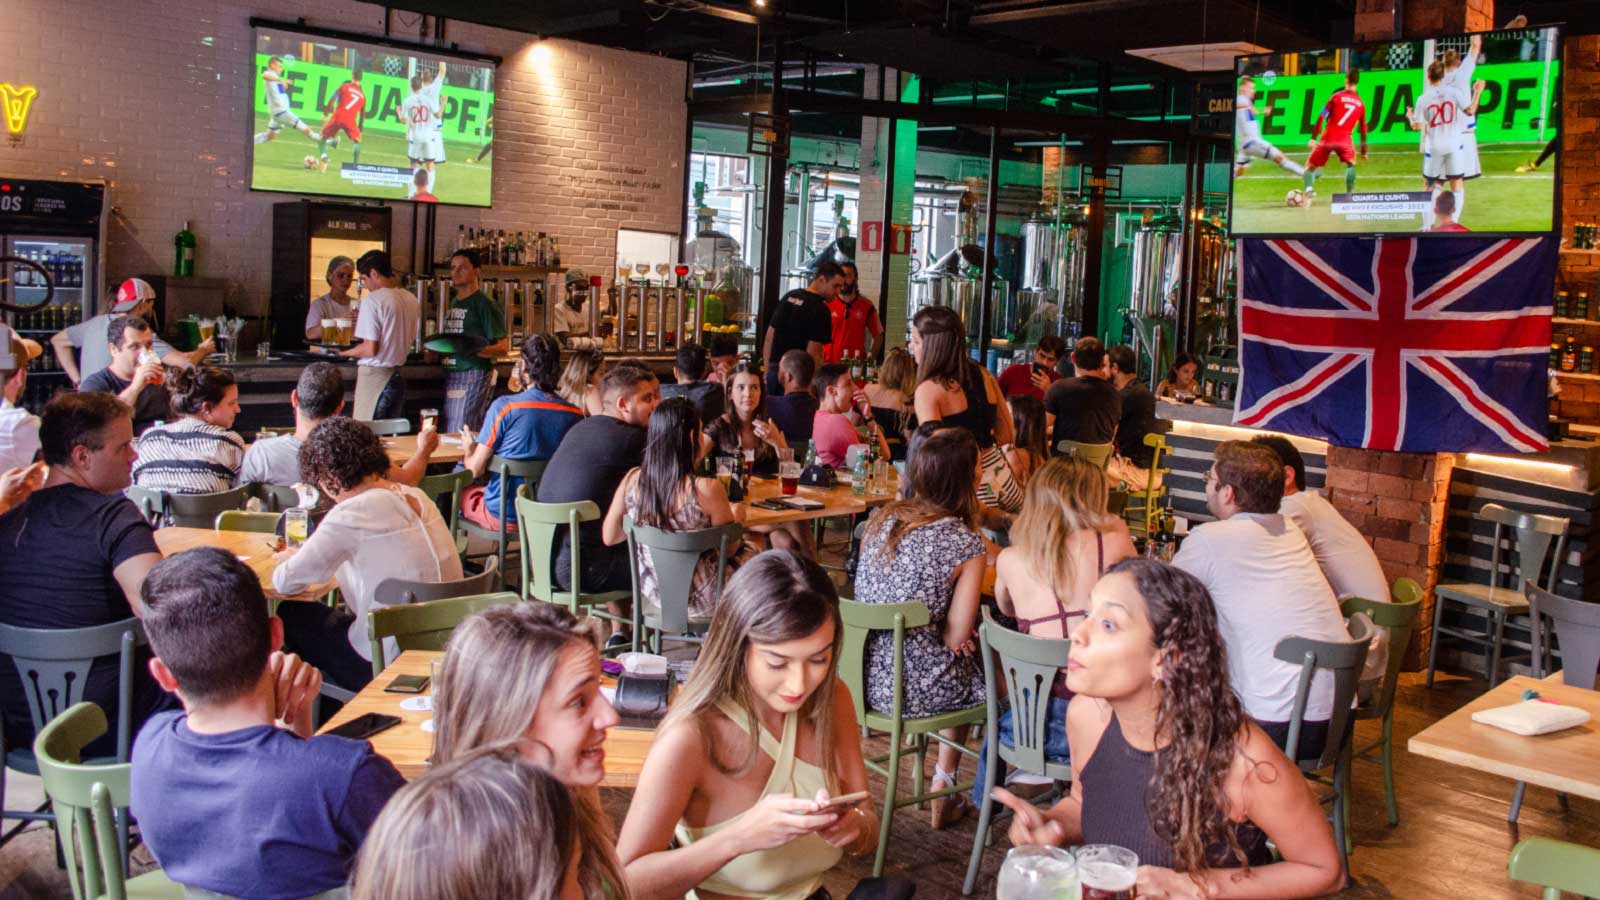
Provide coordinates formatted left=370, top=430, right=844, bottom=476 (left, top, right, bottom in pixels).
left=13, top=300, right=82, bottom=414
left=452, top=227, right=562, bottom=269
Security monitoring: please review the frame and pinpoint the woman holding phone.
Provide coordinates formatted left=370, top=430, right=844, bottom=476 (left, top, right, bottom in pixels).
left=617, top=551, right=879, bottom=900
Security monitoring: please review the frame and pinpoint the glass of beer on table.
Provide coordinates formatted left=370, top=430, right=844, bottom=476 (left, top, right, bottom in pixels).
left=715, top=457, right=735, bottom=494
left=1077, top=845, right=1138, bottom=900
left=779, top=461, right=801, bottom=496
left=284, top=507, right=311, bottom=549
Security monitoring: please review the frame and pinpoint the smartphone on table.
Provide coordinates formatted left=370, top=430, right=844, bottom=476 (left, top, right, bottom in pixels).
left=324, top=712, right=402, bottom=741
left=384, top=674, right=430, bottom=694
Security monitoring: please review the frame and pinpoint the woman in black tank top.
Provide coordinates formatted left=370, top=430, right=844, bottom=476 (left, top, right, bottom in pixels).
left=990, top=559, right=1345, bottom=899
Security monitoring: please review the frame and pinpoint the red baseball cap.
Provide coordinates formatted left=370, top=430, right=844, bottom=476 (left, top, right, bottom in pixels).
left=112, top=278, right=156, bottom=312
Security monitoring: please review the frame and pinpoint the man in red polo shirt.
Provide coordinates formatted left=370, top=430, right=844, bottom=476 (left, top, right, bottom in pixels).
left=825, top=262, right=884, bottom=364
left=997, top=335, right=1066, bottom=400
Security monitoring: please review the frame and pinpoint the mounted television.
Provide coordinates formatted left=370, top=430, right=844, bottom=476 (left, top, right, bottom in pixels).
left=248, top=19, right=498, bottom=208
left=1228, top=25, right=1560, bottom=237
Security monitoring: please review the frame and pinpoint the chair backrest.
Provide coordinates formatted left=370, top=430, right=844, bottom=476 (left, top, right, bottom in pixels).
left=1508, top=836, right=1600, bottom=900
left=418, top=469, right=473, bottom=537
left=979, top=608, right=1071, bottom=775
left=1340, top=583, right=1424, bottom=718
left=1055, top=439, right=1115, bottom=469
left=486, top=456, right=549, bottom=527
left=1273, top=614, right=1374, bottom=769
left=1526, top=582, right=1600, bottom=690
left=372, top=557, right=501, bottom=609
left=215, top=510, right=283, bottom=534
left=358, top=418, right=410, bottom=437
left=129, top=484, right=252, bottom=528
left=1141, top=431, right=1171, bottom=479
left=623, top=517, right=743, bottom=634
left=35, top=702, right=132, bottom=900
left=250, top=482, right=303, bottom=513
left=0, top=620, right=145, bottom=763
left=1477, top=502, right=1570, bottom=595
left=838, top=598, right=930, bottom=727
left=516, top=492, right=602, bottom=604
left=366, top=591, right=521, bottom=672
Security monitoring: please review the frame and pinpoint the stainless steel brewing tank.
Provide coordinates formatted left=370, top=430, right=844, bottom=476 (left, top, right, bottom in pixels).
left=1128, top=215, right=1233, bottom=320
left=907, top=273, right=981, bottom=340
left=686, top=228, right=753, bottom=326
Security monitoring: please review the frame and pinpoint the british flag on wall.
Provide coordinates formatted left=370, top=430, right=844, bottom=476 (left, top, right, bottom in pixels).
left=1235, top=237, right=1558, bottom=453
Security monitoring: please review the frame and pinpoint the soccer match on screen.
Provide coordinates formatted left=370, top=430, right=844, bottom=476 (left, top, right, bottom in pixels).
left=249, top=26, right=496, bottom=207
left=1229, top=26, right=1560, bottom=237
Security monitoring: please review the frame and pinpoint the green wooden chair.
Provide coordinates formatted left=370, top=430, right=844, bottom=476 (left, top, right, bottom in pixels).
left=128, top=485, right=252, bottom=529
left=515, top=491, right=631, bottom=631
left=1340, top=578, right=1424, bottom=829
left=624, top=518, right=742, bottom=654
left=1427, top=502, right=1568, bottom=689
left=366, top=591, right=521, bottom=673
left=1508, top=836, right=1600, bottom=899
left=1054, top=439, right=1114, bottom=470
left=215, top=510, right=282, bottom=534
left=460, top=456, right=548, bottom=589
left=1275, top=614, right=1374, bottom=884
left=35, top=702, right=183, bottom=900
left=419, top=469, right=474, bottom=556
left=838, top=598, right=986, bottom=876
left=249, top=482, right=302, bottom=513
left=963, top=609, right=1074, bottom=895
left=1121, top=432, right=1172, bottom=538
left=356, top=418, right=410, bottom=436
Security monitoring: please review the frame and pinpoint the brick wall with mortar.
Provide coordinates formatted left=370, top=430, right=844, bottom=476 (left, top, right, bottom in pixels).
left=1332, top=0, right=1493, bottom=666
left=0, top=0, right=687, bottom=318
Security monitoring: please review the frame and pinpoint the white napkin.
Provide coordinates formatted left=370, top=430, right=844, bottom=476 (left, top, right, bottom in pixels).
left=1471, top=700, right=1590, bottom=736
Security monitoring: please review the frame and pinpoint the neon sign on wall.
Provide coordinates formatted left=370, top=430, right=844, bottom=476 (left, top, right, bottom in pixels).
left=0, top=84, right=38, bottom=136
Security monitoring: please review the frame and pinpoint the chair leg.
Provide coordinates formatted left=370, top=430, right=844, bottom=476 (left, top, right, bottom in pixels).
left=1339, top=746, right=1354, bottom=855
left=1508, top=781, right=1527, bottom=824
left=1425, top=596, right=1448, bottom=688
left=912, top=734, right=927, bottom=811
left=1487, top=608, right=1508, bottom=688
left=1380, top=712, right=1399, bottom=827
left=963, top=755, right=996, bottom=895
left=1332, top=755, right=1351, bottom=886
left=874, top=725, right=903, bottom=878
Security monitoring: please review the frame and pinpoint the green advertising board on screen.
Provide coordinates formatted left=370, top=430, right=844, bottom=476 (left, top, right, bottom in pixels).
left=1228, top=26, right=1561, bottom=237
left=248, top=21, right=498, bottom=208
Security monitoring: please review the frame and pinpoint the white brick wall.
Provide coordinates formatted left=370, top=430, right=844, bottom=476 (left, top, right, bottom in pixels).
left=0, top=0, right=687, bottom=316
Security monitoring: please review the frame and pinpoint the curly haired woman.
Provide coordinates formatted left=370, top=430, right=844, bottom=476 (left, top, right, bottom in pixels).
left=994, top=558, right=1344, bottom=899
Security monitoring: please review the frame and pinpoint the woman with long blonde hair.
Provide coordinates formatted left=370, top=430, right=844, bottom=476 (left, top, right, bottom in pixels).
left=617, top=551, right=879, bottom=900
left=352, top=745, right=606, bottom=900
left=431, top=603, right=627, bottom=897
left=976, top=456, right=1137, bottom=799
left=863, top=347, right=916, bottom=460
left=557, top=348, right=606, bottom=415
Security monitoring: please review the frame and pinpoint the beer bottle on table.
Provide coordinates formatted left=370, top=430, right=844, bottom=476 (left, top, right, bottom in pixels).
left=727, top=454, right=745, bottom=502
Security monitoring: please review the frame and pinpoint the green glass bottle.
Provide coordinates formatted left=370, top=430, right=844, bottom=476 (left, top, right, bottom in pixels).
left=174, top=221, right=196, bottom=277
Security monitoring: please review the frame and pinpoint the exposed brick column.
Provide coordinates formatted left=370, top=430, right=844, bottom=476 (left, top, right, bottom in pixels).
left=1328, top=0, right=1490, bottom=666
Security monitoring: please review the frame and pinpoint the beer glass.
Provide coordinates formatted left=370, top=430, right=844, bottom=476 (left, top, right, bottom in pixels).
left=779, top=461, right=801, bottom=496
left=420, top=408, right=439, bottom=432
left=1078, top=844, right=1138, bottom=900
left=715, top=457, right=735, bottom=494
left=284, top=507, right=311, bottom=549
left=319, top=319, right=335, bottom=342
left=334, top=317, right=353, bottom=344
left=995, top=845, right=1078, bottom=900
left=198, top=319, right=216, bottom=343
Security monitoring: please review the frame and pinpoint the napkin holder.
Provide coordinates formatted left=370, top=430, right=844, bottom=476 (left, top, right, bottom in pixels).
left=614, top=671, right=676, bottom=729
left=799, top=464, right=836, bottom=488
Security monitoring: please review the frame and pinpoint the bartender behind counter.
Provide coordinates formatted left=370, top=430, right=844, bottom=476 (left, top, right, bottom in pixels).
left=553, top=270, right=604, bottom=349
left=305, top=256, right=357, bottom=342
left=439, top=249, right=510, bottom=433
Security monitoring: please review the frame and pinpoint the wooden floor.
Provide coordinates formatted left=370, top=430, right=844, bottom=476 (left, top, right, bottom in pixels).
left=0, top=671, right=1591, bottom=898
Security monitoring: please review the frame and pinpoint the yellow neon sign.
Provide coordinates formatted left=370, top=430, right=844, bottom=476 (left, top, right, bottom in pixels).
left=0, top=83, right=38, bottom=136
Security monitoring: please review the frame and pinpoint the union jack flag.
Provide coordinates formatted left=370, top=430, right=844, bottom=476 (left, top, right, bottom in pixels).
left=1236, top=237, right=1557, bottom=453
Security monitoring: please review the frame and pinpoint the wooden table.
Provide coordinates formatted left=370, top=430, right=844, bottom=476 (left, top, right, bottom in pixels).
left=381, top=433, right=467, bottom=466
left=153, top=526, right=331, bottom=601
left=318, top=650, right=659, bottom=788
left=1408, top=674, right=1600, bottom=802
left=737, top=474, right=898, bottom=527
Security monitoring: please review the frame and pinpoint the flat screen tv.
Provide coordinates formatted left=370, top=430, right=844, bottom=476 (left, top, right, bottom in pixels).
left=248, top=20, right=498, bottom=207
left=1228, top=25, right=1560, bottom=237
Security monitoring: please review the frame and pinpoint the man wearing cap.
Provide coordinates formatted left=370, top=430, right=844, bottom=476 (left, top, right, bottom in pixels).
left=0, top=326, right=43, bottom=471
left=437, top=249, right=508, bottom=434
left=52, top=278, right=213, bottom=386
left=551, top=270, right=592, bottom=342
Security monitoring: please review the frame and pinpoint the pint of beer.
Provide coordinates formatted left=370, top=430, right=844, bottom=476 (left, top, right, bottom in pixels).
left=320, top=319, right=336, bottom=342
left=334, top=317, right=353, bottom=344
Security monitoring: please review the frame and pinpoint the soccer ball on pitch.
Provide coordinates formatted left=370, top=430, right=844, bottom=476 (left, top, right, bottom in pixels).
left=302, top=155, right=317, bottom=170
left=1285, top=189, right=1305, bottom=207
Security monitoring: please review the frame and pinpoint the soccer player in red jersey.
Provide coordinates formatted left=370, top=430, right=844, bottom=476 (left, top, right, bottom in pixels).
left=1428, top=191, right=1469, bottom=232
left=317, top=66, right=367, bottom=173
left=1302, top=70, right=1368, bottom=202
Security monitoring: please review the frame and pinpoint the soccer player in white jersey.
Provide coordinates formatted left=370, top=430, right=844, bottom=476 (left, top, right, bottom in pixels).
left=1234, top=75, right=1306, bottom=180
left=1440, top=34, right=1483, bottom=182
left=402, top=63, right=447, bottom=199
left=253, top=57, right=316, bottom=145
left=1414, top=62, right=1485, bottom=230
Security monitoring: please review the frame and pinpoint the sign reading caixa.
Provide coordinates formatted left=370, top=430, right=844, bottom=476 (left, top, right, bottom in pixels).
left=1192, top=82, right=1236, bottom=136
left=1, top=83, right=38, bottom=137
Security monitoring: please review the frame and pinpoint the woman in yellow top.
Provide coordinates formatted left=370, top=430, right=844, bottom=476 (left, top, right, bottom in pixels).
left=618, top=551, right=880, bottom=900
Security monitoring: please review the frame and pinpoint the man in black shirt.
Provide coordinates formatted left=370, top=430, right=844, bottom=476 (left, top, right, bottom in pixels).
left=78, top=315, right=169, bottom=434
left=1044, top=340, right=1122, bottom=448
left=766, top=350, right=819, bottom=446
left=1106, top=344, right=1162, bottom=490
left=659, top=341, right=724, bottom=424
left=536, top=364, right=660, bottom=649
left=0, top=392, right=175, bottom=757
left=763, top=260, right=844, bottom=396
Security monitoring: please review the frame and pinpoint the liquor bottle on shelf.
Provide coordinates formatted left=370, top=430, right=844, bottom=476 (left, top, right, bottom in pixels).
left=1552, top=340, right=1563, bottom=371
left=551, top=236, right=561, bottom=269
left=454, top=224, right=466, bottom=253
left=1585, top=345, right=1596, bottom=374
left=1562, top=335, right=1578, bottom=372
left=174, top=221, right=197, bottom=277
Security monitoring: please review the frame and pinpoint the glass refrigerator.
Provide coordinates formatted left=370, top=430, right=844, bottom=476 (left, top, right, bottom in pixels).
left=0, top=178, right=108, bottom=413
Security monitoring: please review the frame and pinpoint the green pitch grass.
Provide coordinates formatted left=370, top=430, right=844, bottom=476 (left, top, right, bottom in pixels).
left=1231, top=140, right=1555, bottom=235
left=250, top=113, right=491, bottom=206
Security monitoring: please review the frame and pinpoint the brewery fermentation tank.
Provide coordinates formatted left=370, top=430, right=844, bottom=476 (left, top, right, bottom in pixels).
left=684, top=228, right=754, bottom=328
left=1128, top=215, right=1231, bottom=319
left=1013, top=211, right=1088, bottom=347
left=908, top=245, right=984, bottom=341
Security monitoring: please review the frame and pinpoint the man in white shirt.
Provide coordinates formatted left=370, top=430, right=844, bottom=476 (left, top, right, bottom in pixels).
left=340, top=251, right=420, bottom=421
left=1172, top=439, right=1352, bottom=760
left=1252, top=435, right=1391, bottom=687
left=51, top=278, right=212, bottom=386
left=0, top=328, right=42, bottom=471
